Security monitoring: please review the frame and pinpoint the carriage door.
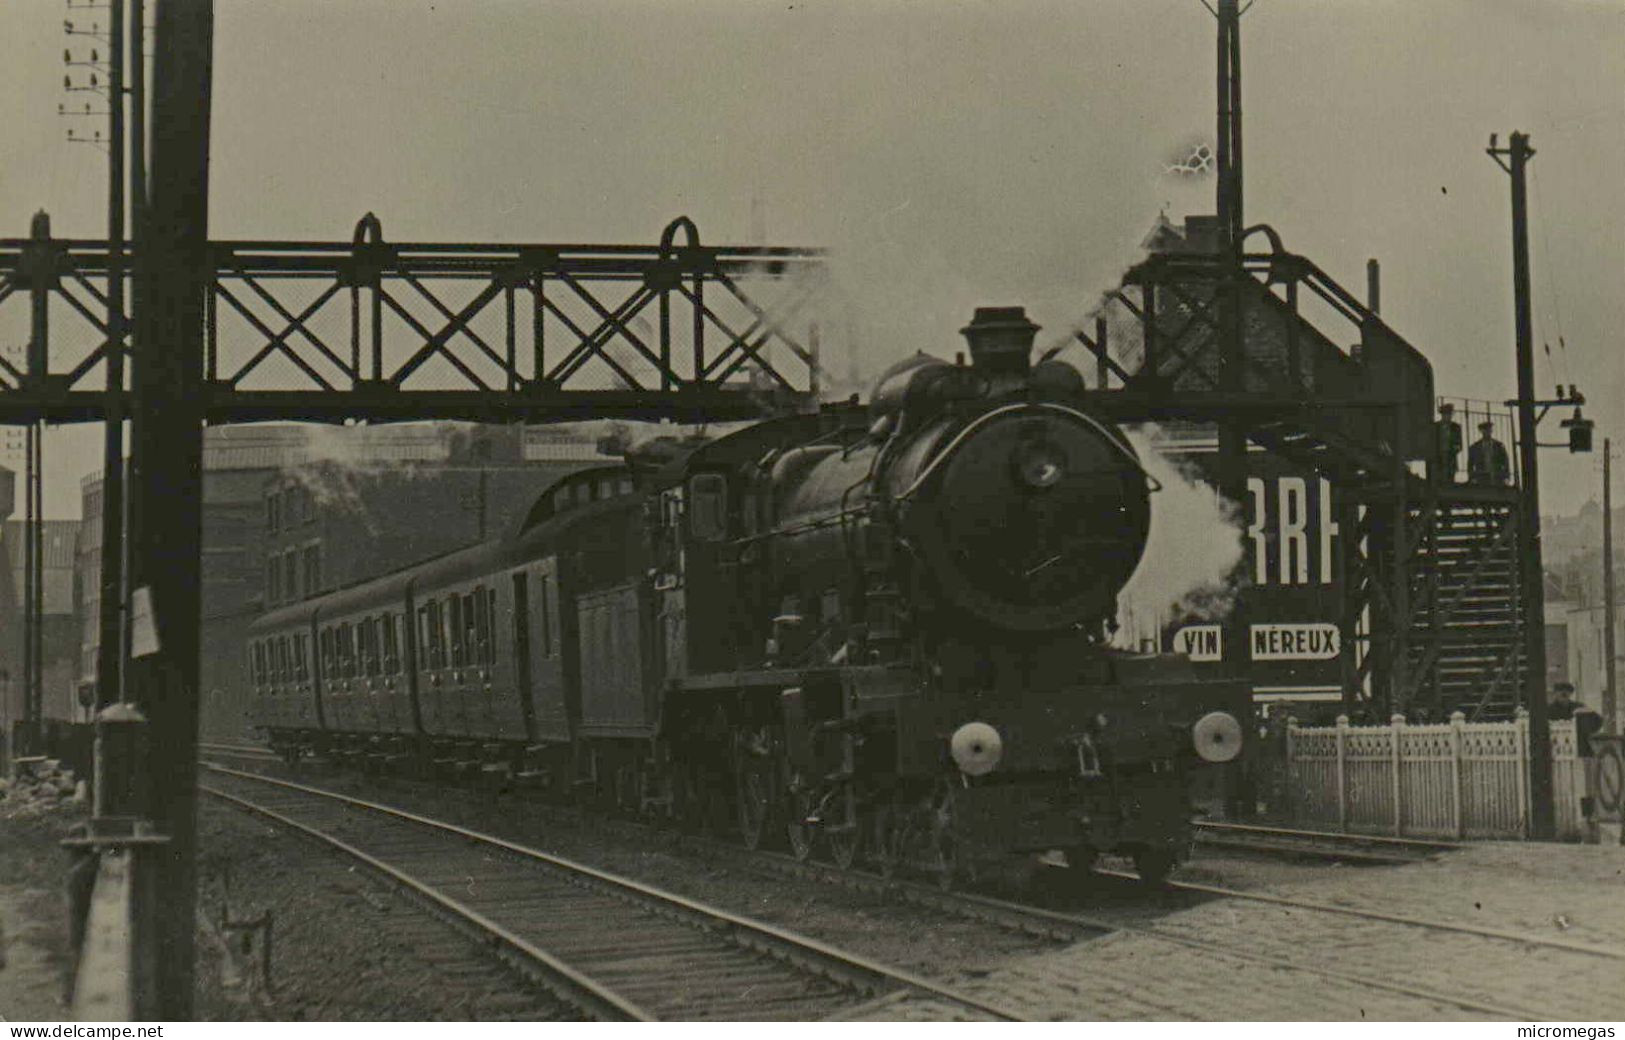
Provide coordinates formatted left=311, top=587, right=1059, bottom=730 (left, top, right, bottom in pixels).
left=654, top=486, right=688, bottom=680
left=515, top=556, right=568, bottom=742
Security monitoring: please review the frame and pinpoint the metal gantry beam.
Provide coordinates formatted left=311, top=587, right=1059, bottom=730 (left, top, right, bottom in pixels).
left=0, top=216, right=830, bottom=426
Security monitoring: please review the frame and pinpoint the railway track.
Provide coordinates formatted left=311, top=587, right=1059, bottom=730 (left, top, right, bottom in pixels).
left=199, top=764, right=1028, bottom=1022
left=199, top=756, right=1625, bottom=1020
left=733, top=844, right=1590, bottom=1020
left=198, top=741, right=281, bottom=763
left=1192, top=820, right=1462, bottom=864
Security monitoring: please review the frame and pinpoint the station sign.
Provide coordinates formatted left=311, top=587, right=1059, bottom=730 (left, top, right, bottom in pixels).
left=1249, top=622, right=1339, bottom=661
left=1155, top=434, right=1346, bottom=698
left=1172, top=624, right=1222, bottom=662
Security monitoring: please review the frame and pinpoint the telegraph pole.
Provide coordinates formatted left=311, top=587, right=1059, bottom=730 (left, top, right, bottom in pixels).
left=1213, top=0, right=1246, bottom=675
left=1605, top=438, right=1617, bottom=734
left=1488, top=131, right=1554, bottom=839
left=130, top=0, right=213, bottom=1015
left=1212, top=0, right=1252, bottom=816
left=97, top=0, right=128, bottom=710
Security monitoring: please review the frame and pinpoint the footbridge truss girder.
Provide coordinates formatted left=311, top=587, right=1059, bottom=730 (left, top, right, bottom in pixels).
left=0, top=214, right=831, bottom=424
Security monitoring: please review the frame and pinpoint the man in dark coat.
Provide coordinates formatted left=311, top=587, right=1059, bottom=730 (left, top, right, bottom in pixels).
left=1468, top=420, right=1512, bottom=486
left=1549, top=682, right=1579, bottom=722
left=1435, top=403, right=1463, bottom=484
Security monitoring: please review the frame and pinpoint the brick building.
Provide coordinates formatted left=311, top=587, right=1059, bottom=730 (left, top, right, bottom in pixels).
left=0, top=499, right=84, bottom=763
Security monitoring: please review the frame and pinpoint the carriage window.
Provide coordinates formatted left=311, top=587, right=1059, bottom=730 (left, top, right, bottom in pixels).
left=273, top=637, right=286, bottom=683
left=473, top=588, right=492, bottom=665
left=538, top=573, right=554, bottom=659
left=485, top=589, right=497, bottom=664
left=368, top=616, right=382, bottom=676
left=618, top=476, right=634, bottom=495
left=320, top=629, right=333, bottom=679
left=335, top=622, right=352, bottom=678
left=422, top=604, right=435, bottom=669
left=688, top=473, right=728, bottom=542
left=552, top=486, right=571, bottom=513
left=448, top=595, right=465, bottom=667
left=293, top=634, right=307, bottom=682
left=382, top=613, right=399, bottom=674
left=360, top=617, right=378, bottom=677
left=428, top=601, right=445, bottom=668
left=252, top=642, right=265, bottom=686
left=462, top=592, right=479, bottom=666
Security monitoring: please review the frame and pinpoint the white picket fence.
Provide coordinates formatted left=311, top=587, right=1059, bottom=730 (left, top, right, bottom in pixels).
left=1282, top=711, right=1584, bottom=840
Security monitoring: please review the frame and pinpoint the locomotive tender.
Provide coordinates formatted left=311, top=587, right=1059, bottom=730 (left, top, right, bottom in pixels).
left=247, top=307, right=1247, bottom=886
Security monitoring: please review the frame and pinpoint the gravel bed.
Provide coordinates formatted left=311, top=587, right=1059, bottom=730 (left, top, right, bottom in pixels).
left=0, top=808, right=85, bottom=1020
left=203, top=762, right=1084, bottom=987
left=194, top=801, right=570, bottom=1021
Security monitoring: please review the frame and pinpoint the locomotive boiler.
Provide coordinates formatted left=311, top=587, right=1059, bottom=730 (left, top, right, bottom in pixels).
left=246, top=306, right=1246, bottom=888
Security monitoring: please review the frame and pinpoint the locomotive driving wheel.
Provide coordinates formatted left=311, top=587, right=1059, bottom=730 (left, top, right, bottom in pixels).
left=785, top=783, right=815, bottom=862
left=928, top=779, right=977, bottom=891
left=1132, top=845, right=1177, bottom=887
left=734, top=746, right=776, bottom=851
left=823, top=784, right=862, bottom=870
left=870, top=803, right=906, bottom=879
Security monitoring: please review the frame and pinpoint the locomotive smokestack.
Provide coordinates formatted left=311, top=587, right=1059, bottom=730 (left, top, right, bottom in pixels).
left=960, top=306, right=1040, bottom=375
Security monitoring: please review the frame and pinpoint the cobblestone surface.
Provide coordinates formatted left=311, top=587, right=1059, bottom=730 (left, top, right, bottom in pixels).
left=859, top=843, right=1625, bottom=1021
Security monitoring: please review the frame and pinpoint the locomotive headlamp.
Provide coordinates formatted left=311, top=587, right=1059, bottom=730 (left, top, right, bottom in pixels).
left=950, top=721, right=1003, bottom=776
left=1016, top=442, right=1067, bottom=489
left=1191, top=711, right=1243, bottom=763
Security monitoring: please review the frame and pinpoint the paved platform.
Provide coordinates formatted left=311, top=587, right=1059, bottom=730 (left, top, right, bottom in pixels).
left=854, top=843, right=1625, bottom=1021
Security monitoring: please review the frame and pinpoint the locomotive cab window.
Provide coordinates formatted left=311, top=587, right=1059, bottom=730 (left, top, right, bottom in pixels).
left=688, top=473, right=728, bottom=542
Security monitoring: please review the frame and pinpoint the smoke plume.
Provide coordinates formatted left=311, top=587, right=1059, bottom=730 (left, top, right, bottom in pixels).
left=1113, top=424, right=1246, bottom=650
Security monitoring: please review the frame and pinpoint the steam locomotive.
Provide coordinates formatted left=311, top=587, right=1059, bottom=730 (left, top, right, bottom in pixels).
left=247, top=307, right=1247, bottom=886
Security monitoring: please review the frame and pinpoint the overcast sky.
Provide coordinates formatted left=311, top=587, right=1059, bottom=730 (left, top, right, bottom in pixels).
left=3, top=0, right=1624, bottom=517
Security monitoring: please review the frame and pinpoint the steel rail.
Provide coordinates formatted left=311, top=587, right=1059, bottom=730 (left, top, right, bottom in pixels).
left=198, top=757, right=1587, bottom=1020
left=1195, top=820, right=1464, bottom=851
left=201, top=782, right=649, bottom=1021
left=1093, top=867, right=1625, bottom=962
left=1191, top=820, right=1462, bottom=863
left=730, top=846, right=1542, bottom=1021
left=201, top=764, right=1027, bottom=1022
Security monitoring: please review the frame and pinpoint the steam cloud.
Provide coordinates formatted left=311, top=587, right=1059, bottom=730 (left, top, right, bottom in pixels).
left=1114, top=424, right=1246, bottom=651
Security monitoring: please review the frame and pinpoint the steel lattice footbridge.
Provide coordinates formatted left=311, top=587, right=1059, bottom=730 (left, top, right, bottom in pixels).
left=0, top=213, right=830, bottom=424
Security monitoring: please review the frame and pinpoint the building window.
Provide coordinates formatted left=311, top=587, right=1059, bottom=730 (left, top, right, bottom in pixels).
left=283, top=549, right=298, bottom=601
left=302, top=543, right=321, bottom=597
left=267, top=556, right=281, bottom=604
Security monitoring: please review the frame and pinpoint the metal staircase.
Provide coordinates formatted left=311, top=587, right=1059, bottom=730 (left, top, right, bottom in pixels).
left=1404, top=494, right=1525, bottom=720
